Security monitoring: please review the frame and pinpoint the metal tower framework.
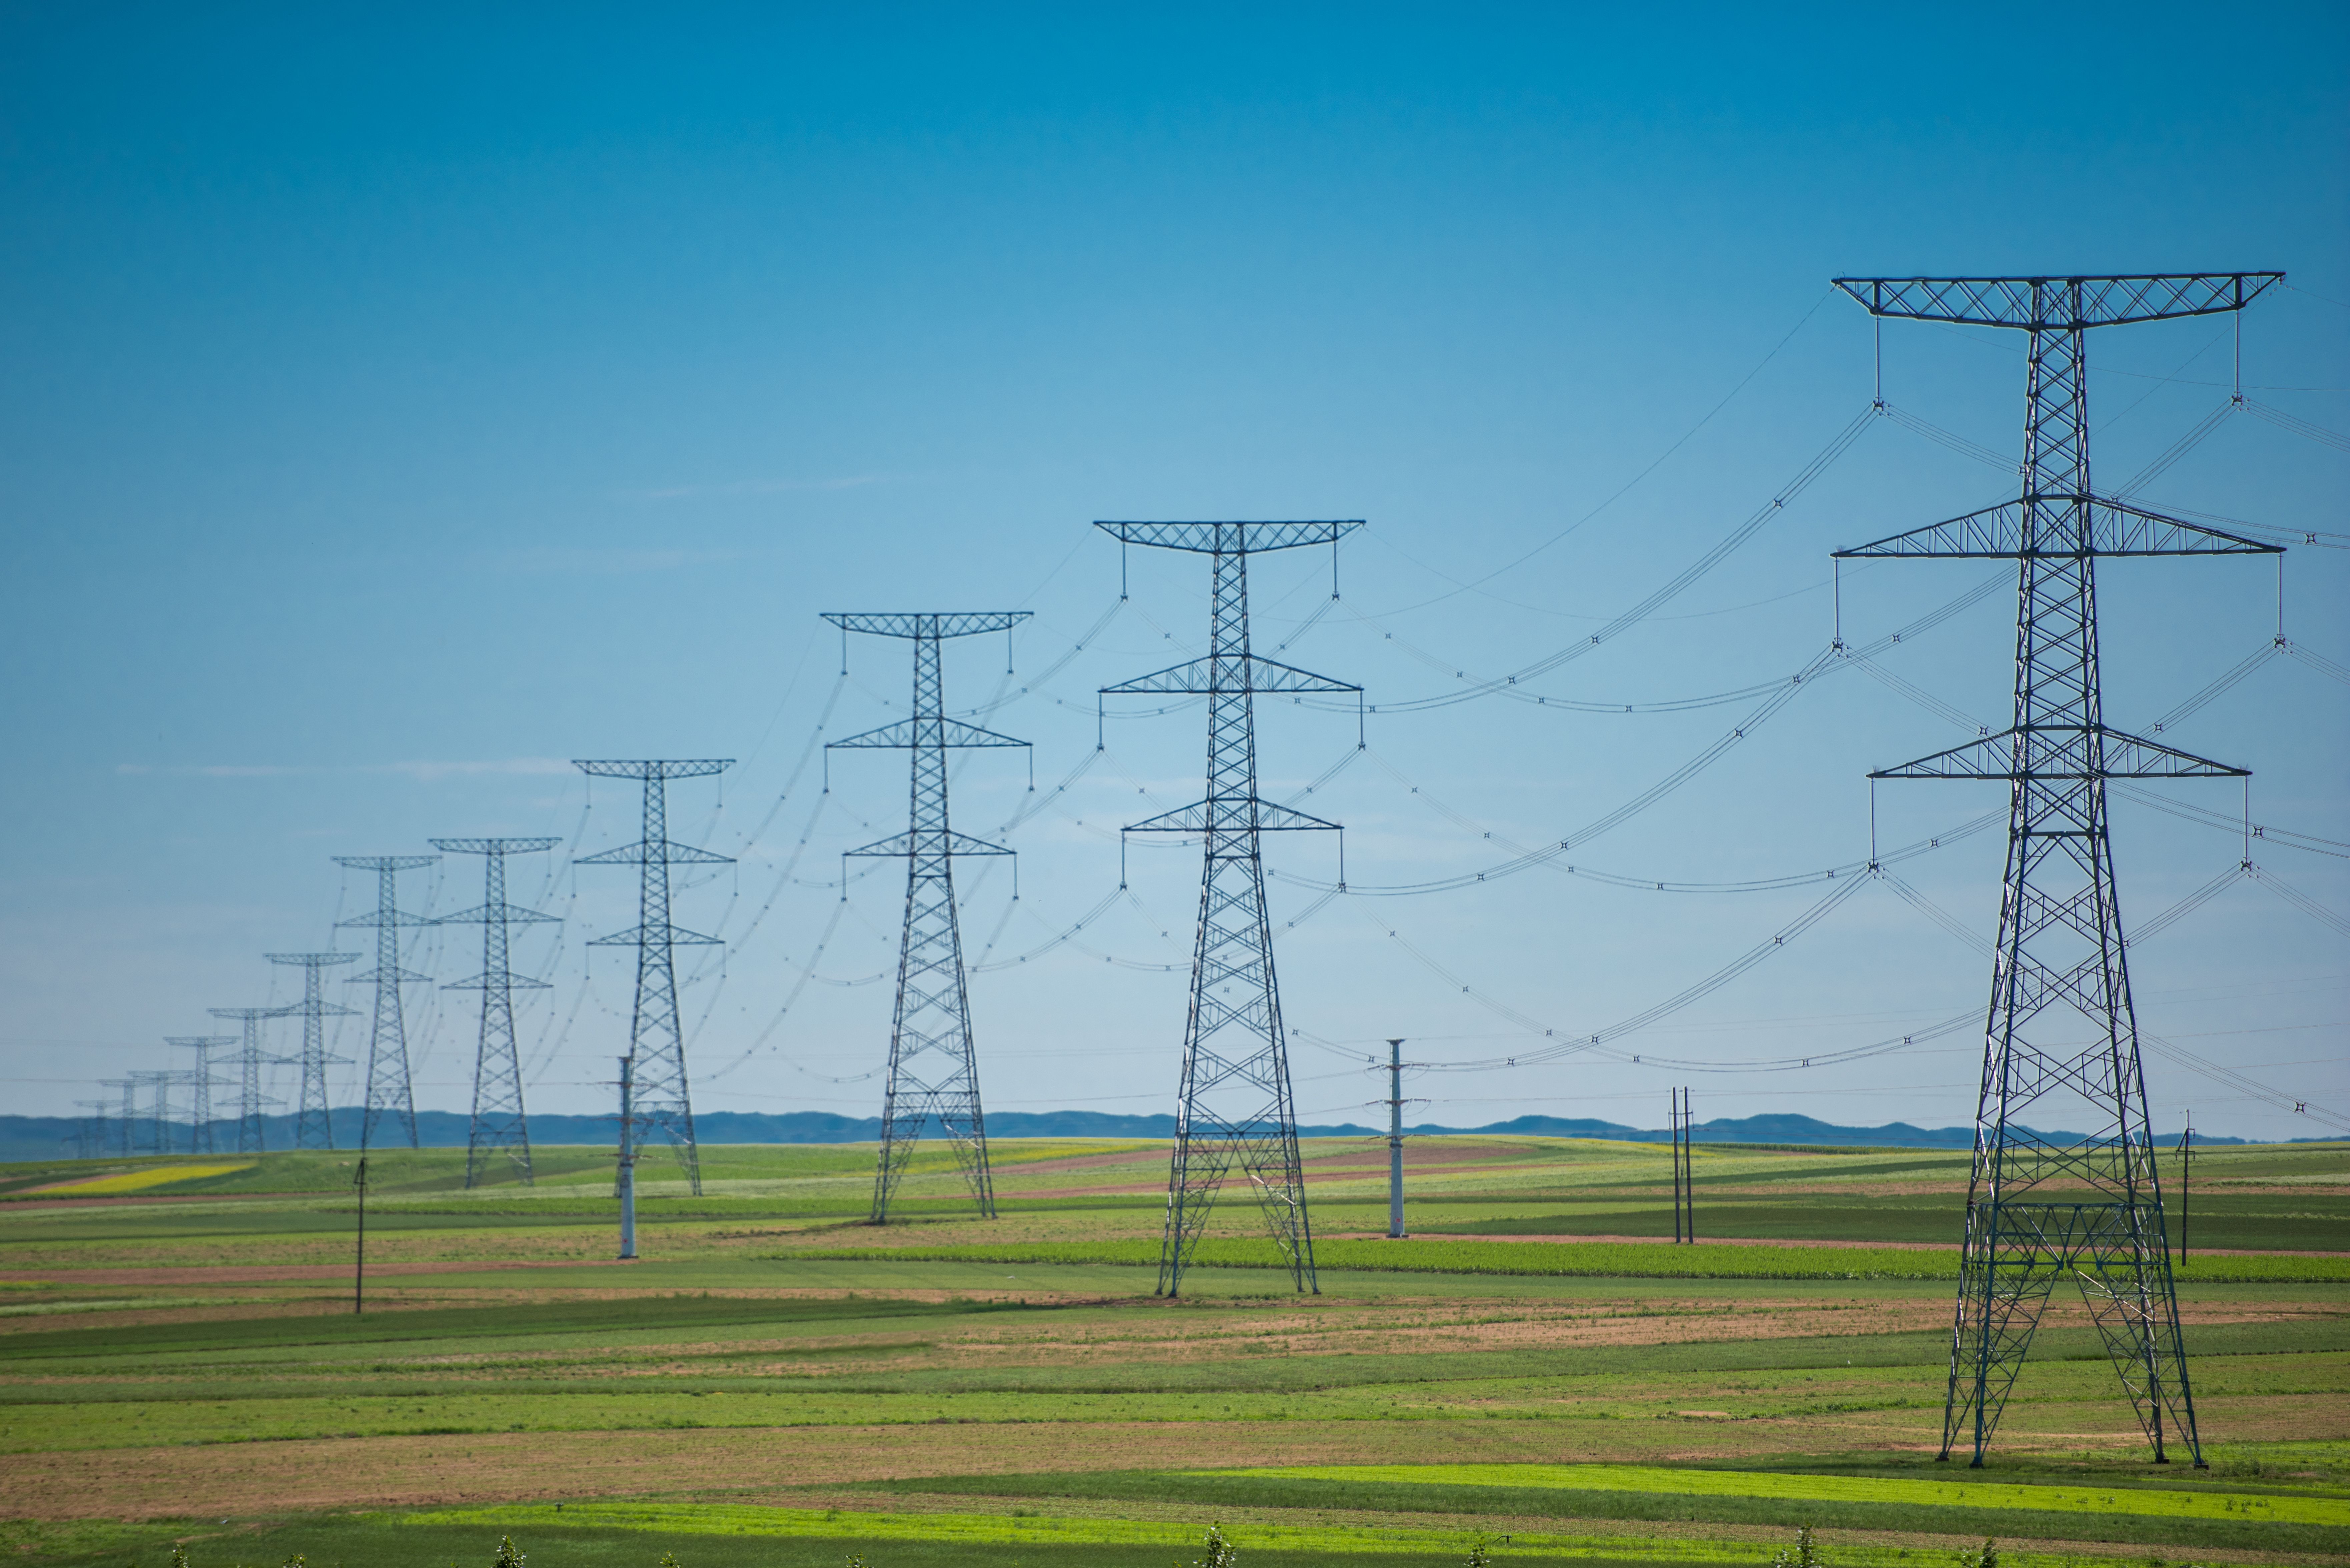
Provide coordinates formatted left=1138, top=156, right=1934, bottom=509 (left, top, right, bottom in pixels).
left=206, top=1007, right=286, bottom=1154
left=826, top=611, right=1031, bottom=1223
left=267, top=952, right=359, bottom=1149
left=167, top=1036, right=237, bottom=1155
left=127, top=1070, right=185, bottom=1155
left=432, top=837, right=561, bottom=1188
left=576, top=760, right=732, bottom=1198
left=1832, top=273, right=2284, bottom=1468
left=1098, top=520, right=1362, bottom=1297
left=335, top=855, right=438, bottom=1150
left=97, top=1081, right=134, bottom=1155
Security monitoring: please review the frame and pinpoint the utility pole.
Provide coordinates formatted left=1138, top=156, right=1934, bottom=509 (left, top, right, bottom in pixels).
left=616, top=1055, right=637, bottom=1261
left=207, top=1007, right=289, bottom=1154
left=167, top=1037, right=237, bottom=1155
left=1669, top=1088, right=1695, bottom=1244
left=2177, top=1112, right=2193, bottom=1265
left=431, top=837, right=562, bottom=1189
left=575, top=760, right=732, bottom=1198
left=1098, top=519, right=1363, bottom=1298
left=1386, top=1039, right=1407, bottom=1240
left=334, top=855, right=438, bottom=1150
left=266, top=952, right=360, bottom=1150
left=1833, top=272, right=2283, bottom=1470
left=826, top=611, right=1031, bottom=1223
left=352, top=1156, right=368, bottom=1314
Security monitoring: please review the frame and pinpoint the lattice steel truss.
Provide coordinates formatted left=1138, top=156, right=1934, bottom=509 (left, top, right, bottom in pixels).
left=1832, top=273, right=2284, bottom=1468
left=576, top=760, right=732, bottom=1198
left=207, top=1006, right=289, bottom=1154
left=334, top=854, right=438, bottom=1150
left=431, top=837, right=562, bottom=1188
left=166, top=1035, right=237, bottom=1155
left=826, top=611, right=1031, bottom=1223
left=1098, top=520, right=1362, bottom=1296
left=266, top=952, right=359, bottom=1150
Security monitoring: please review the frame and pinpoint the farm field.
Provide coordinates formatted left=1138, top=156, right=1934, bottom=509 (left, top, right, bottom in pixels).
left=1, top=1135, right=2344, bottom=1567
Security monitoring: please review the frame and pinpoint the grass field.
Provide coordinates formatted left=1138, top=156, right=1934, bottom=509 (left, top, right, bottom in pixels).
left=1, top=1135, right=2342, bottom=1566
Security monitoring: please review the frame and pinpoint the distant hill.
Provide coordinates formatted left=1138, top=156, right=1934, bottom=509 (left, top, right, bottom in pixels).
left=0, top=1106, right=2248, bottom=1164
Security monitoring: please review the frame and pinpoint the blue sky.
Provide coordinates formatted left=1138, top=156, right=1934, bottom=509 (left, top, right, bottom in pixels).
left=3, top=4, right=2344, bottom=1140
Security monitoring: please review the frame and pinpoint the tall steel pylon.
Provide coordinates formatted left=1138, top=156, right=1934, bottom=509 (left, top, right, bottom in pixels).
left=127, top=1070, right=184, bottom=1154
left=1833, top=274, right=2284, bottom=1468
left=334, top=854, right=438, bottom=1150
left=576, top=760, right=732, bottom=1197
left=167, top=1036, right=237, bottom=1155
left=826, top=611, right=1032, bottom=1223
left=431, top=837, right=562, bottom=1188
left=206, top=1007, right=285, bottom=1153
left=267, top=952, right=359, bottom=1150
left=1098, top=520, right=1362, bottom=1297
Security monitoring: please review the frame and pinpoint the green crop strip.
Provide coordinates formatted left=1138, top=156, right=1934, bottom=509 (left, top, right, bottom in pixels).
left=782, top=1235, right=2350, bottom=1282
left=1219, top=1463, right=2350, bottom=1525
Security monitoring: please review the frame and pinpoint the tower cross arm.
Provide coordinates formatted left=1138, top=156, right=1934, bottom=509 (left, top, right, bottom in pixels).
left=1869, top=725, right=2250, bottom=781
left=827, top=718, right=1029, bottom=750
left=332, top=855, right=438, bottom=872
left=1834, top=499, right=2284, bottom=559
left=1095, top=520, right=1362, bottom=554
left=429, top=837, right=564, bottom=855
left=844, top=828, right=1013, bottom=858
left=434, top=902, right=562, bottom=925
left=266, top=952, right=359, bottom=967
left=575, top=841, right=734, bottom=866
left=823, top=611, right=1030, bottom=639
left=1125, top=799, right=1342, bottom=833
left=572, top=759, right=731, bottom=780
left=1833, top=273, right=2281, bottom=327
left=1102, top=654, right=1361, bottom=696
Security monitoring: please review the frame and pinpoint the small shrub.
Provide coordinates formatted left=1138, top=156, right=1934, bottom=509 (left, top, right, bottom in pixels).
left=1176, top=1524, right=1237, bottom=1568
left=1466, top=1533, right=1492, bottom=1567
left=171, top=1550, right=189, bottom=1568
left=1957, top=1543, right=2000, bottom=1568
left=1771, top=1524, right=1823, bottom=1568
left=493, top=1539, right=525, bottom=1568
left=658, top=1555, right=681, bottom=1568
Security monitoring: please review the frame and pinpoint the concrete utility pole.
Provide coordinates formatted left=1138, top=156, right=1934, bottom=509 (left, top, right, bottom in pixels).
left=1386, top=1039, right=1407, bottom=1240
left=617, top=1055, right=638, bottom=1261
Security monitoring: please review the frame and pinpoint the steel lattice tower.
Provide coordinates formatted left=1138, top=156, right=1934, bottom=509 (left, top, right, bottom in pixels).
left=826, top=611, right=1032, bottom=1223
left=576, top=760, right=732, bottom=1197
left=334, top=855, right=438, bottom=1150
left=207, top=1008, right=286, bottom=1153
left=431, top=838, right=562, bottom=1187
left=1833, top=274, right=2284, bottom=1468
left=167, top=1036, right=237, bottom=1155
left=267, top=952, right=359, bottom=1149
left=127, top=1070, right=184, bottom=1154
left=1098, top=520, right=1362, bottom=1297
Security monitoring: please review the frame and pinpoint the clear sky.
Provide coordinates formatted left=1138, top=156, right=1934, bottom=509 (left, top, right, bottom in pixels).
left=4, top=4, right=2345, bottom=1140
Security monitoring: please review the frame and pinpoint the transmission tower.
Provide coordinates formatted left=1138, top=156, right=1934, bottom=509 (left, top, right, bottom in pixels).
left=127, top=1070, right=192, bottom=1154
left=431, top=837, right=561, bottom=1188
left=267, top=952, right=359, bottom=1149
left=1832, top=274, right=2284, bottom=1469
left=207, top=1007, right=288, bottom=1153
left=826, top=611, right=1032, bottom=1223
left=70, top=1101, right=110, bottom=1160
left=166, top=1037, right=237, bottom=1155
left=575, top=760, right=732, bottom=1198
left=1098, top=520, right=1362, bottom=1297
left=96, top=1079, right=136, bottom=1154
left=334, top=855, right=438, bottom=1150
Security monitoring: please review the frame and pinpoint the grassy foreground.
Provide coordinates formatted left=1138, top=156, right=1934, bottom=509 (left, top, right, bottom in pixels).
left=1, top=1135, right=2343, bottom=1566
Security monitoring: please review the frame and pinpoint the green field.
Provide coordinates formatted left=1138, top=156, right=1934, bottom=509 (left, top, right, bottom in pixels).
left=1, top=1135, right=2343, bottom=1566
